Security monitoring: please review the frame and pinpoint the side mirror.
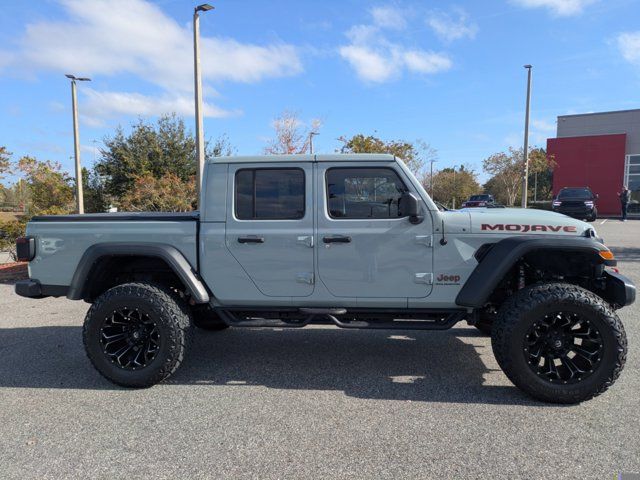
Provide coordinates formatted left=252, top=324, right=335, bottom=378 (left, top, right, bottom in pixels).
left=399, top=192, right=423, bottom=224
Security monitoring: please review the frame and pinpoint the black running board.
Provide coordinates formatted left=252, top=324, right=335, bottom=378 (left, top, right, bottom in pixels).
left=214, top=308, right=465, bottom=331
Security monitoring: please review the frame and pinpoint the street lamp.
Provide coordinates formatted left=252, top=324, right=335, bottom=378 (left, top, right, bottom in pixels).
left=193, top=3, right=213, bottom=210
left=429, top=158, right=437, bottom=197
left=309, top=131, right=319, bottom=154
left=521, top=65, right=533, bottom=208
left=65, top=74, right=91, bottom=214
left=452, top=165, right=457, bottom=209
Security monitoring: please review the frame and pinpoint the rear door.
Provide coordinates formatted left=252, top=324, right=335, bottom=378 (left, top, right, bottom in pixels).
left=225, top=163, right=315, bottom=297
left=316, top=162, right=434, bottom=299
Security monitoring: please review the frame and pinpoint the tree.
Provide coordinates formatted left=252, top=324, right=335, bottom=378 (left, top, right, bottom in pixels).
left=118, top=174, right=196, bottom=212
left=527, top=148, right=555, bottom=201
left=82, top=167, right=109, bottom=213
left=338, top=134, right=437, bottom=178
left=210, top=133, right=236, bottom=158
left=482, top=149, right=521, bottom=207
left=0, top=219, right=27, bottom=261
left=17, top=156, right=74, bottom=214
left=264, top=110, right=320, bottom=155
left=97, top=114, right=197, bottom=199
left=482, top=147, right=555, bottom=206
left=0, top=146, right=11, bottom=181
left=429, top=165, right=481, bottom=208
left=97, top=114, right=234, bottom=200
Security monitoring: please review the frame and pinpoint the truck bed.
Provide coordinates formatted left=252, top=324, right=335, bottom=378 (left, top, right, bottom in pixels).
left=27, top=212, right=199, bottom=288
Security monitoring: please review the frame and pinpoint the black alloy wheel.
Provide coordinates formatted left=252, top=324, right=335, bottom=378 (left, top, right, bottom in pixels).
left=100, top=307, right=161, bottom=370
left=524, top=311, right=602, bottom=384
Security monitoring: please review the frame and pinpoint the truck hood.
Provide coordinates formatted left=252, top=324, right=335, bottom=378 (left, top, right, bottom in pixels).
left=459, top=207, right=593, bottom=236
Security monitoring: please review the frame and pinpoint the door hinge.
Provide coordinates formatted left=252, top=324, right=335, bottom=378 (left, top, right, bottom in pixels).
left=414, top=273, right=433, bottom=284
left=415, top=235, right=433, bottom=247
left=296, top=272, right=315, bottom=285
left=297, top=235, right=314, bottom=248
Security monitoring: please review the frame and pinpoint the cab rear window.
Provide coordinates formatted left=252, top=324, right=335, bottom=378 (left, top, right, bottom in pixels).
left=235, top=168, right=305, bottom=220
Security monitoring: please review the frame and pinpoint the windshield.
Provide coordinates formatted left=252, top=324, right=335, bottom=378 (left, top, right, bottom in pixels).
left=558, top=188, right=593, bottom=199
left=469, top=195, right=490, bottom=201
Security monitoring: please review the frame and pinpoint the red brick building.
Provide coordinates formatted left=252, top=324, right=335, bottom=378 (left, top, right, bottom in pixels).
left=547, top=109, right=640, bottom=217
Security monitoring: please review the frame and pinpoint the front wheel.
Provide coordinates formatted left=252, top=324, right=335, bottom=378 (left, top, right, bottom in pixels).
left=492, top=283, right=627, bottom=404
left=83, top=282, right=192, bottom=388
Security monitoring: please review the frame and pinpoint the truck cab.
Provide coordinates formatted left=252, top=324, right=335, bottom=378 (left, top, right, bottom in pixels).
left=200, top=154, right=439, bottom=308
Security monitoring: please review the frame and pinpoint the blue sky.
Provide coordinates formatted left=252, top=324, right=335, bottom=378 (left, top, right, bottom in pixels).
left=1, top=0, right=639, bottom=182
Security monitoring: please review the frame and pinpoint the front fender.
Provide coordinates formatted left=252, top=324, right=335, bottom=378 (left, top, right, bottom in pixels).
left=455, top=236, right=612, bottom=308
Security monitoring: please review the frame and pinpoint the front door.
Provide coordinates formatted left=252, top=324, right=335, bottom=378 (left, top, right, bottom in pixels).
left=316, top=163, right=434, bottom=299
left=225, top=163, right=315, bottom=297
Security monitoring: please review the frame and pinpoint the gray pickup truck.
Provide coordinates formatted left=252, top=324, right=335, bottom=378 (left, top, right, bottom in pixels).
left=15, top=154, right=635, bottom=403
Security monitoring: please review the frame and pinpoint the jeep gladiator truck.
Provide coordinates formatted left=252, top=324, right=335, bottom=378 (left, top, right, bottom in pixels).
left=15, top=154, right=635, bottom=403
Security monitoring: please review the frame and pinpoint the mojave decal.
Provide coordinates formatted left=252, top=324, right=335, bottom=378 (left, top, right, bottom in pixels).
left=481, top=224, right=578, bottom=233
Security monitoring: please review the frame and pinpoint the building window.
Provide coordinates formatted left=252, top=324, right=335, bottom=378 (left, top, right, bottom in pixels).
left=624, top=155, right=640, bottom=216
left=326, top=167, right=408, bottom=219
left=235, top=168, right=305, bottom=220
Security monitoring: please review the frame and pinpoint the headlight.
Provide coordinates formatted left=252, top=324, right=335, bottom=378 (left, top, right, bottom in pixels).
left=584, top=201, right=594, bottom=207
left=552, top=200, right=562, bottom=207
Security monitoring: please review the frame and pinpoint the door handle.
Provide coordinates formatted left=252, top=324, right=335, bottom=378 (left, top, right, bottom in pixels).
left=323, top=236, right=351, bottom=244
left=237, top=236, right=265, bottom=244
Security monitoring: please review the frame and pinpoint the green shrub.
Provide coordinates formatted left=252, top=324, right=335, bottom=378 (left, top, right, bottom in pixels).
left=0, top=220, right=27, bottom=261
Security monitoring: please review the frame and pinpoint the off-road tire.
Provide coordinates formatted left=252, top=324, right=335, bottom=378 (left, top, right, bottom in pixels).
left=83, top=282, right=193, bottom=388
left=192, top=304, right=229, bottom=331
left=475, top=319, right=493, bottom=335
left=492, top=282, right=627, bottom=404
left=474, top=311, right=496, bottom=335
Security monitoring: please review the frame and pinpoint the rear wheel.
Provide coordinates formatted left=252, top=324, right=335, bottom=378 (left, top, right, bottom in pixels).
left=492, top=283, right=627, bottom=403
left=83, top=282, right=192, bottom=388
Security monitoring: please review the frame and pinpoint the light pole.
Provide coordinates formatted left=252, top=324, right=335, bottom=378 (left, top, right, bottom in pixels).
left=429, top=158, right=437, bottom=197
left=521, top=65, right=532, bottom=208
left=452, top=165, right=457, bottom=209
left=309, top=131, right=319, bottom=154
left=193, top=3, right=213, bottom=210
left=65, top=74, right=91, bottom=214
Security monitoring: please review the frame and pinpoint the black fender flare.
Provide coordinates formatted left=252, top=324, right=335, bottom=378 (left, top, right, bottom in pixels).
left=67, top=243, right=210, bottom=303
left=455, top=236, right=612, bottom=308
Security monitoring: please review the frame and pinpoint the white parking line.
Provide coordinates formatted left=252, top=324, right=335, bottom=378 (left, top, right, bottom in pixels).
left=600, top=219, right=608, bottom=224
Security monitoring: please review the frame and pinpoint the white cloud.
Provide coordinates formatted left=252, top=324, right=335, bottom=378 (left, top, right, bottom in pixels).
left=532, top=119, right=556, bottom=133
left=617, top=31, right=640, bottom=66
left=1, top=0, right=302, bottom=122
left=370, top=6, right=407, bottom=30
left=80, top=89, right=239, bottom=125
left=510, top=0, right=597, bottom=16
left=339, top=45, right=397, bottom=83
left=339, top=17, right=452, bottom=83
left=426, top=8, right=478, bottom=43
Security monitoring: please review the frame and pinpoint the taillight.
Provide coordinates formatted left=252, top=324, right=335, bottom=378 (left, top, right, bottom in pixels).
left=16, top=237, right=35, bottom=261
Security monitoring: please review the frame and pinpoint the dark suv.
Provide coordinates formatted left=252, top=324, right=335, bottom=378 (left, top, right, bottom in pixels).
left=461, top=194, right=495, bottom=208
left=552, top=187, right=598, bottom=221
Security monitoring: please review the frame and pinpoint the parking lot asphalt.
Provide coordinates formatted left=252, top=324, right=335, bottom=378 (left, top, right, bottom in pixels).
left=1, top=219, right=639, bottom=479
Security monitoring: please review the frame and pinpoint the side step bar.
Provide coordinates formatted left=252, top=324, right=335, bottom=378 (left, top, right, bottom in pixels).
left=215, top=308, right=466, bottom=331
